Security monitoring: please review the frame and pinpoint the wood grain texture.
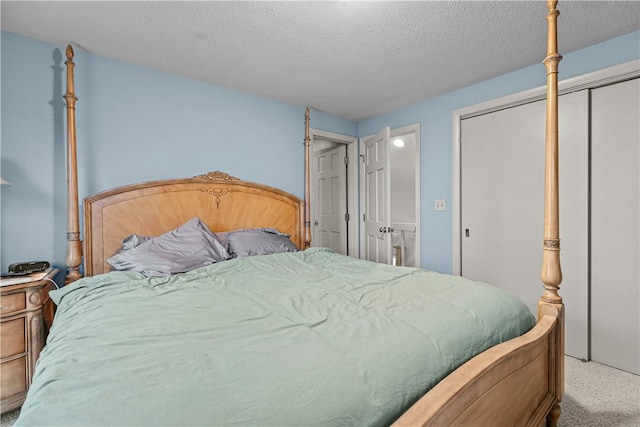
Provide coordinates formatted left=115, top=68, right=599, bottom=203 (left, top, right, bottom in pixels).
left=393, top=310, right=563, bottom=427
left=304, top=107, right=312, bottom=248
left=64, top=44, right=83, bottom=285
left=0, top=270, right=57, bottom=413
left=83, top=173, right=305, bottom=276
left=541, top=0, right=563, bottom=304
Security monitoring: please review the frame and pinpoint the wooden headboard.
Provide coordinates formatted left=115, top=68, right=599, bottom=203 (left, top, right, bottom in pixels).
left=83, top=171, right=305, bottom=276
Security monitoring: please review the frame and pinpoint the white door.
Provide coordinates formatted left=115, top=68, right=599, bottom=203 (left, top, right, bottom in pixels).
left=363, top=127, right=392, bottom=264
left=312, top=144, right=348, bottom=255
left=591, top=78, right=640, bottom=374
left=460, top=91, right=589, bottom=360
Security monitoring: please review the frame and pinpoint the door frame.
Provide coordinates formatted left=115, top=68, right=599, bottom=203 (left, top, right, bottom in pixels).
left=310, top=128, right=359, bottom=257
left=359, top=123, right=421, bottom=267
left=451, top=59, right=640, bottom=276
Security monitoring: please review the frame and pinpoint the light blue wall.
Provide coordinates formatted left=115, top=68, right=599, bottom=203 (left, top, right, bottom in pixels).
left=0, top=32, right=356, bottom=278
left=359, top=30, right=640, bottom=273
left=2, top=30, right=638, bottom=280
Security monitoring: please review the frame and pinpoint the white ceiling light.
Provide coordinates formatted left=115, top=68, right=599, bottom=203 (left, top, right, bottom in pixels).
left=392, top=138, right=405, bottom=148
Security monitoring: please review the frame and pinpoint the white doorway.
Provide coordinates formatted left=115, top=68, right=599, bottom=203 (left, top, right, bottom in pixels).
left=310, top=129, right=358, bottom=257
left=389, top=125, right=420, bottom=268
left=360, top=124, right=421, bottom=267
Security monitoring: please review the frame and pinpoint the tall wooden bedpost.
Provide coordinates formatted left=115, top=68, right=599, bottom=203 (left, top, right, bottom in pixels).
left=304, top=107, right=311, bottom=248
left=64, top=45, right=83, bottom=284
left=540, top=1, right=564, bottom=425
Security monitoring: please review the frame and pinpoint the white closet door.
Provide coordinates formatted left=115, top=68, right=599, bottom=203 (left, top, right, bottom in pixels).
left=460, top=91, right=589, bottom=359
left=591, top=78, right=640, bottom=374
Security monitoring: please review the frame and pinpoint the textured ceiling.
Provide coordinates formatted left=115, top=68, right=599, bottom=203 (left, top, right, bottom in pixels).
left=2, top=1, right=639, bottom=121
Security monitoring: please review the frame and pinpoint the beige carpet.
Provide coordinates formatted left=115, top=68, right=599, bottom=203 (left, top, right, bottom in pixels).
left=559, top=356, right=640, bottom=427
left=2, top=356, right=639, bottom=426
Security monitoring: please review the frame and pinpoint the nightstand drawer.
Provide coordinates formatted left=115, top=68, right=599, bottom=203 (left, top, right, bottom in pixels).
left=1, top=268, right=58, bottom=414
left=0, top=356, right=27, bottom=399
left=0, top=292, right=26, bottom=315
left=0, top=317, right=26, bottom=358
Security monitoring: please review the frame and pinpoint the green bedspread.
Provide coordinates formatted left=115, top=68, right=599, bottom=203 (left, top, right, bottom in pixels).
left=16, top=248, right=535, bottom=426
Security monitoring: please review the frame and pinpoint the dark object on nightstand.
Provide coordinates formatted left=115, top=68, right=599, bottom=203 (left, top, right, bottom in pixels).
left=0, top=268, right=58, bottom=413
left=7, top=261, right=50, bottom=276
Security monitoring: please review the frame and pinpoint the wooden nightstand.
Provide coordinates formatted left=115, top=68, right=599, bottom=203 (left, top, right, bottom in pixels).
left=0, top=268, right=58, bottom=413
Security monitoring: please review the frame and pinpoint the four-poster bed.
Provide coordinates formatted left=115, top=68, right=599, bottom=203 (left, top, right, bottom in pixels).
left=15, top=2, right=564, bottom=426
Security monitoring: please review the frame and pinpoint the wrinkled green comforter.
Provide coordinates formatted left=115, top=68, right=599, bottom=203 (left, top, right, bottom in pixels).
left=16, top=248, right=535, bottom=426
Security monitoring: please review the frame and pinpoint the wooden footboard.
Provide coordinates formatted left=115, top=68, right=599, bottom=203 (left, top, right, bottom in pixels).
left=394, top=301, right=564, bottom=427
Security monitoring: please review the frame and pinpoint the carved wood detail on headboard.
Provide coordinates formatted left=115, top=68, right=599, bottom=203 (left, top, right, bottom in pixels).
left=193, top=171, right=240, bottom=181
left=193, top=171, right=240, bottom=209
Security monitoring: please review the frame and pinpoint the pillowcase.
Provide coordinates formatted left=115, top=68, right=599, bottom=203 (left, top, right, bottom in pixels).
left=216, top=227, right=278, bottom=251
left=120, top=234, right=151, bottom=250
left=107, top=218, right=230, bottom=277
left=223, top=228, right=298, bottom=258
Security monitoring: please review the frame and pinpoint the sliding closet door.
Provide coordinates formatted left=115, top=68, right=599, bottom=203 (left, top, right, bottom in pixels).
left=591, top=78, right=640, bottom=374
left=460, top=91, right=589, bottom=360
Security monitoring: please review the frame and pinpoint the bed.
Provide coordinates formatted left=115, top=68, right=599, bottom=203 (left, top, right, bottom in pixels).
left=15, top=2, right=565, bottom=426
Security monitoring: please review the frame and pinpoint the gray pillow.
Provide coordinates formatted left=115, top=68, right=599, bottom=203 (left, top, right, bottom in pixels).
left=107, top=218, right=230, bottom=277
left=121, top=234, right=151, bottom=250
left=225, top=228, right=298, bottom=258
left=216, top=227, right=279, bottom=251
